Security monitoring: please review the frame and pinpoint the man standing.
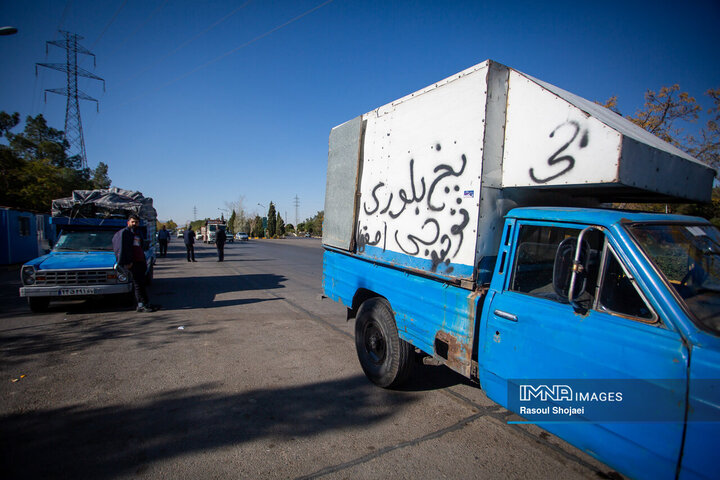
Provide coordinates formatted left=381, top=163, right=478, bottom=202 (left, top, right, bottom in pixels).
left=112, top=214, right=158, bottom=313
left=215, top=227, right=226, bottom=262
left=157, top=225, right=170, bottom=257
left=184, top=227, right=196, bottom=262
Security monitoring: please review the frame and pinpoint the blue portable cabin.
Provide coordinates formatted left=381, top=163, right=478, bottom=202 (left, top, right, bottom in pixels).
left=0, top=207, right=52, bottom=265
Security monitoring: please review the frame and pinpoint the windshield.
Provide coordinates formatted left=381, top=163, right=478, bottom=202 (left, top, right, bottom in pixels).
left=54, top=230, right=116, bottom=252
left=629, top=223, right=720, bottom=334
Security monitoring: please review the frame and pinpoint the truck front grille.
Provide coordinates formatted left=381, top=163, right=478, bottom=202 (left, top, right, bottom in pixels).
left=36, top=270, right=113, bottom=285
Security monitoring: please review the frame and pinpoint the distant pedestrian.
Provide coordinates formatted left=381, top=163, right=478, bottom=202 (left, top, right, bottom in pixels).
left=184, top=227, right=196, bottom=262
left=112, top=214, right=158, bottom=313
left=157, top=225, right=170, bottom=257
left=215, top=228, right=226, bottom=261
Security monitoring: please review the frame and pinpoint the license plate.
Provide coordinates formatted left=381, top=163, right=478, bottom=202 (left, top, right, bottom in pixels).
left=59, top=288, right=96, bottom=296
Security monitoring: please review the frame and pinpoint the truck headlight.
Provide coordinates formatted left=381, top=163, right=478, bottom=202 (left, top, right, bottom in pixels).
left=22, top=265, right=36, bottom=285
left=114, top=264, right=129, bottom=283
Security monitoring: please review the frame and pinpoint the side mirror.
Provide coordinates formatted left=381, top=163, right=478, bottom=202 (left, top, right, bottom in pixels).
left=553, top=237, right=589, bottom=303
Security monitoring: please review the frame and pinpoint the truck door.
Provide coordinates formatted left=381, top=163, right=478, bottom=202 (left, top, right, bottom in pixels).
left=679, top=337, right=720, bottom=480
left=480, top=221, right=688, bottom=480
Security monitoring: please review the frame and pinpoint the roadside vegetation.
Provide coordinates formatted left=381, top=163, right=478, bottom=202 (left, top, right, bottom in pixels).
left=1, top=111, right=111, bottom=212
left=601, top=86, right=720, bottom=224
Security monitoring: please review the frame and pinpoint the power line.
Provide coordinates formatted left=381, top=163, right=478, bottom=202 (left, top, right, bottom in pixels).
left=90, top=0, right=130, bottom=50
left=116, top=0, right=253, bottom=89
left=123, top=0, right=335, bottom=106
left=111, top=0, right=171, bottom=54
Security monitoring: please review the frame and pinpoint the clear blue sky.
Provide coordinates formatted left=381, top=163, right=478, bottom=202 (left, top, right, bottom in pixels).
left=1, top=0, right=719, bottom=225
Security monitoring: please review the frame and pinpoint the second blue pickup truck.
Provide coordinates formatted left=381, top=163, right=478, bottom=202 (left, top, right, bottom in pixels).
left=19, top=188, right=157, bottom=312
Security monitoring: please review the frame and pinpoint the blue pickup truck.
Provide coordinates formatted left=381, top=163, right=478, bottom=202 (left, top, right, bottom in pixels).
left=19, top=188, right=157, bottom=312
left=321, top=61, right=719, bottom=479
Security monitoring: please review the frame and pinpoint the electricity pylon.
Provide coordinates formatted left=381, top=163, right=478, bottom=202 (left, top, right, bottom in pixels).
left=36, top=30, right=105, bottom=169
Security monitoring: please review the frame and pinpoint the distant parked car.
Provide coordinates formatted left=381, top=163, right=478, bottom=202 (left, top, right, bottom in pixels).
left=304, top=233, right=311, bottom=237
left=226, top=232, right=234, bottom=243
left=236, top=232, right=249, bottom=241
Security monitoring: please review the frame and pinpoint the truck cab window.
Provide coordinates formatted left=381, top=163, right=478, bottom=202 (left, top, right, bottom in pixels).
left=510, top=224, right=602, bottom=307
left=598, top=249, right=655, bottom=321
left=627, top=223, right=720, bottom=331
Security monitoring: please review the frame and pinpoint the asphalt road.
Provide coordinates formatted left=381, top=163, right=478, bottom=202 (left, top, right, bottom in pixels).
left=0, top=239, right=618, bottom=479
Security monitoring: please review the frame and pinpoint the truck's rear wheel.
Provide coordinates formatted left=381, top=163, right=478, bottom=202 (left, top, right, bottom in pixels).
left=28, top=297, right=50, bottom=313
left=355, top=297, right=413, bottom=388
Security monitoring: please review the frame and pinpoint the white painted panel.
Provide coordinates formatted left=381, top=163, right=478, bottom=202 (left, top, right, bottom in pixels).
left=357, top=66, right=488, bottom=277
left=502, top=71, right=622, bottom=187
left=323, top=116, right=363, bottom=250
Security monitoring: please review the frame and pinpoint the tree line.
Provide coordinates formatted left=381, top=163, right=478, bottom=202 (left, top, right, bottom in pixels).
left=1, top=112, right=112, bottom=212
left=220, top=198, right=323, bottom=239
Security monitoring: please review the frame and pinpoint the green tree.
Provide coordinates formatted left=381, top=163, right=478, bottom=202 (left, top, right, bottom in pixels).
left=267, top=202, right=277, bottom=237
left=157, top=219, right=178, bottom=230
left=0, top=145, right=24, bottom=206
left=9, top=114, right=78, bottom=168
left=300, top=211, right=324, bottom=235
left=0, top=111, right=106, bottom=213
left=190, top=218, right=207, bottom=232
left=0, top=111, right=20, bottom=136
left=277, top=212, right=285, bottom=236
left=91, top=162, right=111, bottom=189
left=227, top=210, right=236, bottom=235
left=252, top=215, right=264, bottom=238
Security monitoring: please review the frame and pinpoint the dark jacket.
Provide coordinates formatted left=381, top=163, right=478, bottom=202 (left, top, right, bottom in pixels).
left=113, top=227, right=144, bottom=266
left=216, top=229, right=226, bottom=245
left=183, top=229, right=195, bottom=245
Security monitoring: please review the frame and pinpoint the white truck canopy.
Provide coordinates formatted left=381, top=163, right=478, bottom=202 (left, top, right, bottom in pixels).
left=323, top=60, right=715, bottom=282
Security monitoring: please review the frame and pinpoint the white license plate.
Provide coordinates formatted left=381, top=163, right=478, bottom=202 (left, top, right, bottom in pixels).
left=59, top=288, right=96, bottom=296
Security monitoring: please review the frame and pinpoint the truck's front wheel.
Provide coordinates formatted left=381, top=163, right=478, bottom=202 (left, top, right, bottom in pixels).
left=355, top=297, right=413, bottom=388
left=28, top=297, right=50, bottom=313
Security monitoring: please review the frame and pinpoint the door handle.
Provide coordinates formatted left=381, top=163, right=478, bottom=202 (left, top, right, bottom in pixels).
left=494, top=309, right=518, bottom=322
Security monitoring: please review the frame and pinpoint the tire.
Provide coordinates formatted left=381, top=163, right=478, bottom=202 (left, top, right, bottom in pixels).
left=355, top=297, right=414, bottom=388
left=28, top=297, right=50, bottom=313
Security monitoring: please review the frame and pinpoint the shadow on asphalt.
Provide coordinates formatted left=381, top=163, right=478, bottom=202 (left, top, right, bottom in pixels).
left=0, top=376, right=415, bottom=480
left=150, top=271, right=287, bottom=310
left=0, top=311, right=223, bottom=366
left=398, top=362, right=476, bottom=392
left=1, top=269, right=287, bottom=316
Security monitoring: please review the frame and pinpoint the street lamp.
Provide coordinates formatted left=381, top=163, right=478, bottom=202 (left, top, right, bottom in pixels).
left=0, top=26, right=18, bottom=36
